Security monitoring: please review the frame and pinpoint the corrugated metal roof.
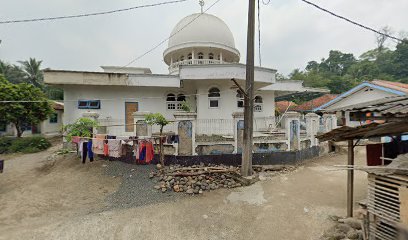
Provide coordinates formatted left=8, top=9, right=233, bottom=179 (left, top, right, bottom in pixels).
left=326, top=96, right=408, bottom=115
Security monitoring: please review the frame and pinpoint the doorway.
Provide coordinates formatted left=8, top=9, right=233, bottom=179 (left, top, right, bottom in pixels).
left=125, top=102, right=138, bottom=132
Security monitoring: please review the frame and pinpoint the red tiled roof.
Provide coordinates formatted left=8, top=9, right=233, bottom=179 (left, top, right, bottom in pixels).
left=371, top=80, right=408, bottom=93
left=275, top=101, right=297, bottom=113
left=294, top=94, right=338, bottom=111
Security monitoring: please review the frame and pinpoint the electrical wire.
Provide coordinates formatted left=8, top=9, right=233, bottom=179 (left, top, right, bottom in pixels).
left=121, top=0, right=222, bottom=68
left=257, top=0, right=262, bottom=67
left=300, top=0, right=404, bottom=42
left=0, top=0, right=190, bottom=25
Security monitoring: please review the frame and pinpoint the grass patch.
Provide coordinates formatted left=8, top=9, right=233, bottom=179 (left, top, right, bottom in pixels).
left=0, top=136, right=51, bottom=154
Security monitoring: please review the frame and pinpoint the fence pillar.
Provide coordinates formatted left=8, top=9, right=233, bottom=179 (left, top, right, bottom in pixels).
left=133, top=111, right=151, bottom=137
left=174, top=112, right=197, bottom=156
left=284, top=111, right=301, bottom=151
left=323, top=114, right=337, bottom=132
left=305, top=113, right=320, bottom=146
left=232, top=112, right=244, bottom=154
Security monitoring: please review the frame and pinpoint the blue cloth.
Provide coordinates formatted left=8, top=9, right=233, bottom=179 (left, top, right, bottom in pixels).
left=139, top=146, right=146, bottom=162
left=87, top=140, right=94, bottom=161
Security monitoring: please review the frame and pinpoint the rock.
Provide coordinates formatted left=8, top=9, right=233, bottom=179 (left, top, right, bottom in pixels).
left=339, top=218, right=362, bottom=230
left=170, top=179, right=175, bottom=185
left=161, top=188, right=167, bottom=193
left=199, top=189, right=203, bottom=194
left=193, top=189, right=199, bottom=194
left=154, top=185, right=161, bottom=190
left=186, top=189, right=194, bottom=194
left=149, top=173, right=154, bottom=178
left=336, top=223, right=352, bottom=234
left=156, top=164, right=163, bottom=170
left=347, top=229, right=359, bottom=239
left=173, top=185, right=180, bottom=192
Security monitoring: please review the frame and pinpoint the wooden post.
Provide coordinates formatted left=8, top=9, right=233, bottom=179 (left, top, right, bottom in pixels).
left=347, top=139, right=355, bottom=217
left=242, top=0, right=256, bottom=177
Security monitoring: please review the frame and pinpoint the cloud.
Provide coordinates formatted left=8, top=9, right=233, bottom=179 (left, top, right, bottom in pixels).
left=0, top=0, right=407, bottom=76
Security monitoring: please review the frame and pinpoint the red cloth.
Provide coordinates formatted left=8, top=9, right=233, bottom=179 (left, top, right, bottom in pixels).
left=103, top=143, right=109, bottom=156
left=145, top=142, right=154, bottom=164
left=72, top=136, right=80, bottom=144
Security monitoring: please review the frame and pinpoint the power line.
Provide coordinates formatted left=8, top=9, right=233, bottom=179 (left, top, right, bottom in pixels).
left=257, top=0, right=262, bottom=67
left=0, top=0, right=190, bottom=25
left=300, top=0, right=404, bottom=42
left=121, top=0, right=222, bottom=68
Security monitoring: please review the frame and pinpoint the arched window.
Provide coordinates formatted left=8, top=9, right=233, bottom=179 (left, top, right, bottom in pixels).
left=180, top=55, right=184, bottom=61
left=176, top=94, right=186, bottom=110
left=209, top=53, right=214, bottom=60
left=166, top=93, right=176, bottom=110
left=236, top=90, right=244, bottom=108
left=187, top=53, right=192, bottom=60
left=254, top=96, right=263, bottom=112
left=208, top=87, right=220, bottom=108
left=198, top=52, right=204, bottom=60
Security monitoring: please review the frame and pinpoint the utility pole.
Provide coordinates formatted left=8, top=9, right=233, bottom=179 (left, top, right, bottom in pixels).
left=242, top=0, right=256, bottom=177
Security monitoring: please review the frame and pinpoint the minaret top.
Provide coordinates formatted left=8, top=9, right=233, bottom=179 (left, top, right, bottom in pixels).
left=199, top=0, right=205, bottom=13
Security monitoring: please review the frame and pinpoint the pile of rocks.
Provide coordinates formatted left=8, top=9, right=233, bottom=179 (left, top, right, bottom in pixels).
left=150, top=164, right=255, bottom=194
left=322, top=217, right=364, bottom=240
left=150, top=164, right=294, bottom=194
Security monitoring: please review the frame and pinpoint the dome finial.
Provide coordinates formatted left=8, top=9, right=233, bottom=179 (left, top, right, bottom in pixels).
left=199, top=0, right=205, bottom=13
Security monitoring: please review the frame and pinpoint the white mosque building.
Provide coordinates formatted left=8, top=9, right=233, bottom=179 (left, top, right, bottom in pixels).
left=44, top=11, right=317, bottom=136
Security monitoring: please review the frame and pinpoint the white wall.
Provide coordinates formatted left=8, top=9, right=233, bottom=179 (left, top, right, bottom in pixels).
left=325, top=86, right=398, bottom=110
left=40, top=110, right=64, bottom=135
left=194, top=80, right=275, bottom=120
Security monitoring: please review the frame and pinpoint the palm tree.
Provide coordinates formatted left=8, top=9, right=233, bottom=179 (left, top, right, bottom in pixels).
left=18, top=58, right=44, bottom=89
left=0, top=60, right=26, bottom=84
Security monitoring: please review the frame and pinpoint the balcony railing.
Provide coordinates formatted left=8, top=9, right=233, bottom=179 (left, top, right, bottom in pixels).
left=169, top=59, right=224, bottom=73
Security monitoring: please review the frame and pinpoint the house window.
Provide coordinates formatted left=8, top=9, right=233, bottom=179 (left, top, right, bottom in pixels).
left=177, top=94, right=186, bottom=110
left=49, top=113, right=58, bottom=123
left=209, top=53, right=214, bottom=60
left=236, top=90, right=244, bottom=108
left=254, top=96, right=263, bottom=112
left=208, top=87, right=220, bottom=108
left=198, top=52, right=204, bottom=59
left=180, top=55, right=184, bottom=61
left=78, top=100, right=101, bottom=109
left=188, top=53, right=192, bottom=60
left=166, top=93, right=176, bottom=110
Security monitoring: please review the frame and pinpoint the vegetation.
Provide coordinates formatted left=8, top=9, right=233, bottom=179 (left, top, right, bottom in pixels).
left=63, top=118, right=99, bottom=142
left=145, top=113, right=170, bottom=166
left=288, top=38, right=408, bottom=94
left=0, top=136, right=51, bottom=154
left=0, top=58, right=63, bottom=100
left=0, top=75, right=54, bottom=137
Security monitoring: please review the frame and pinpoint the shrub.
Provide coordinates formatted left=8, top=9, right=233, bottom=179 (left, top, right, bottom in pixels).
left=0, top=137, right=13, bottom=154
left=63, top=118, right=99, bottom=142
left=1, top=136, right=52, bottom=154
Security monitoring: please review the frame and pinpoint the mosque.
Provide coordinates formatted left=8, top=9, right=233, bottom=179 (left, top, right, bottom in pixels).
left=44, top=6, right=317, bottom=136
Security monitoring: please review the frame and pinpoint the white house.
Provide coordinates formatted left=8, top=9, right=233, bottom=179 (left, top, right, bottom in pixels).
left=44, top=12, right=318, bottom=136
left=317, top=80, right=408, bottom=126
left=0, top=101, right=64, bottom=137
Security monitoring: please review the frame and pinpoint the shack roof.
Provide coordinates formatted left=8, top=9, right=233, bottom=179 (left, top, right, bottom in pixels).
left=317, top=121, right=408, bottom=142
left=326, top=95, right=408, bottom=114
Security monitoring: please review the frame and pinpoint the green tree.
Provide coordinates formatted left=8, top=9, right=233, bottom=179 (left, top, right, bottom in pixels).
left=0, top=75, right=53, bottom=137
left=63, top=118, right=99, bottom=142
left=393, top=40, right=408, bottom=79
left=18, top=58, right=44, bottom=89
left=0, top=60, right=26, bottom=84
left=145, top=113, right=169, bottom=166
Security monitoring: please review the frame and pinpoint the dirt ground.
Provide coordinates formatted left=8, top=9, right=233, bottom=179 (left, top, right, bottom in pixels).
left=0, top=144, right=368, bottom=240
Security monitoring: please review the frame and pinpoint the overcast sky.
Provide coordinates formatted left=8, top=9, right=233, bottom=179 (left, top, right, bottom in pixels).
left=1, top=0, right=407, bottom=76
